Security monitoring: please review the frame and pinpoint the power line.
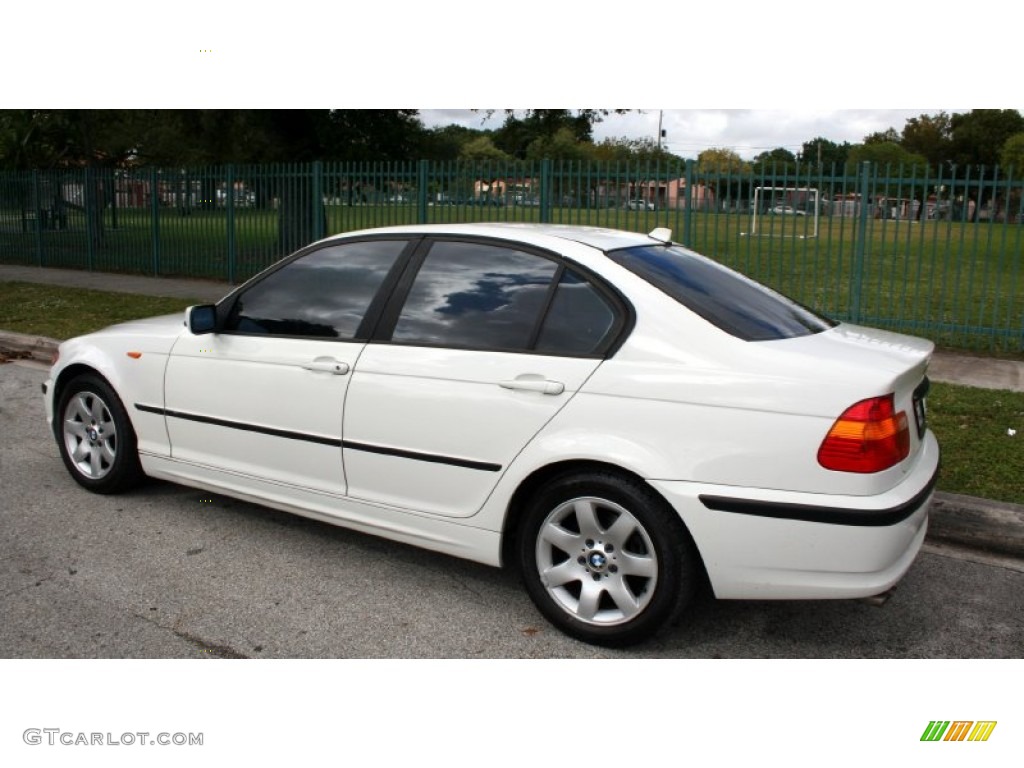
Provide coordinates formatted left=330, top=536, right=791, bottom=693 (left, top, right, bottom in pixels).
left=662, top=142, right=807, bottom=152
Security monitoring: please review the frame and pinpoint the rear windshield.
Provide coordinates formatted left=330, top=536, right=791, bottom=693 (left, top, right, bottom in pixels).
left=608, top=244, right=835, bottom=341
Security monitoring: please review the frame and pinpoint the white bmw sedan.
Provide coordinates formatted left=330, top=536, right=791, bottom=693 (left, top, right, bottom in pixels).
left=43, top=223, right=939, bottom=646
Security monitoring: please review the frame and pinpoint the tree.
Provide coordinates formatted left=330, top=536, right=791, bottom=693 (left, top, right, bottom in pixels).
left=949, top=109, right=1024, bottom=168
left=697, top=148, right=748, bottom=203
left=751, top=147, right=798, bottom=173
left=999, top=132, right=1024, bottom=176
left=459, top=136, right=512, bottom=163
left=525, top=127, right=594, bottom=163
left=864, top=127, right=901, bottom=145
left=900, top=112, right=952, bottom=169
left=998, top=132, right=1024, bottom=219
left=0, top=109, right=141, bottom=169
left=492, top=110, right=591, bottom=159
left=847, top=142, right=928, bottom=170
left=697, top=148, right=746, bottom=175
left=319, top=109, right=425, bottom=161
left=420, top=124, right=490, bottom=161
left=57, top=109, right=427, bottom=166
left=591, top=136, right=682, bottom=165
left=490, top=110, right=628, bottom=159
left=0, top=110, right=60, bottom=170
left=801, top=137, right=851, bottom=169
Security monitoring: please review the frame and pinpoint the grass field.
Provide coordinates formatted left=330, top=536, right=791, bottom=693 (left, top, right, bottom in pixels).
left=1, top=279, right=1021, bottom=504
left=0, top=280, right=200, bottom=341
left=927, top=382, right=1024, bottom=504
left=2, top=202, right=1023, bottom=354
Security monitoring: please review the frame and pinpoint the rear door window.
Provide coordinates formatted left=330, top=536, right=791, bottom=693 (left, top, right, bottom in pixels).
left=391, top=241, right=558, bottom=351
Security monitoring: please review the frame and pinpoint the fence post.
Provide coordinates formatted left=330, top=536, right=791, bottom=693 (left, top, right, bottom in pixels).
left=540, top=158, right=551, bottom=223
left=150, top=168, right=160, bottom=275
left=226, top=164, right=236, bottom=284
left=851, top=161, right=871, bottom=324
left=312, top=160, right=324, bottom=241
left=417, top=159, right=429, bottom=224
left=682, top=159, right=694, bottom=247
left=110, top=169, right=118, bottom=230
left=84, top=166, right=95, bottom=271
left=32, top=170, right=44, bottom=266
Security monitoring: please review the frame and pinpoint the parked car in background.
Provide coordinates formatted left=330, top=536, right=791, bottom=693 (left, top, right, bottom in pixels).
left=769, top=205, right=806, bottom=216
left=44, top=223, right=938, bottom=647
left=625, top=199, right=655, bottom=211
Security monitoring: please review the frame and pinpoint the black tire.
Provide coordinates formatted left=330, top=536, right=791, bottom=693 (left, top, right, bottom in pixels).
left=55, top=373, right=144, bottom=494
left=518, top=470, right=698, bottom=647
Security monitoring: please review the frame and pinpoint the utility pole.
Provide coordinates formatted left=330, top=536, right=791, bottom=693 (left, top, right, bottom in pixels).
left=657, top=110, right=664, bottom=150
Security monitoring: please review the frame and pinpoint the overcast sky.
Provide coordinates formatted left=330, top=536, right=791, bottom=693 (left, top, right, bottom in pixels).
left=419, top=110, right=972, bottom=161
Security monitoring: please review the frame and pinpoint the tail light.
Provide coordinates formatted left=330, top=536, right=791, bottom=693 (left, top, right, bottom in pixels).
left=818, top=395, right=910, bottom=473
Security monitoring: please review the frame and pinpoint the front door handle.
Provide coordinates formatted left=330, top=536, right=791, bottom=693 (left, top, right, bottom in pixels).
left=302, top=357, right=350, bottom=375
left=499, top=375, right=565, bottom=395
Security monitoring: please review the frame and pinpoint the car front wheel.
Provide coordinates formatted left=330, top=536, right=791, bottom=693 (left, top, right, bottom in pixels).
left=519, top=471, right=698, bottom=647
left=56, top=373, right=143, bottom=494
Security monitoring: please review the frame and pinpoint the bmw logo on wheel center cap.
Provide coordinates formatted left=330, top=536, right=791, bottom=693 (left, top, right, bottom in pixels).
left=588, top=552, right=607, bottom=570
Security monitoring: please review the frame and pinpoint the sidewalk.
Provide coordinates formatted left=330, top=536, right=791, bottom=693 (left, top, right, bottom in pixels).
left=2, top=263, right=1023, bottom=564
left=0, top=263, right=230, bottom=303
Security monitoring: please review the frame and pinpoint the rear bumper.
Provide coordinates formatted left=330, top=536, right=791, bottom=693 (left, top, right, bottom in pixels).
left=651, top=430, right=939, bottom=600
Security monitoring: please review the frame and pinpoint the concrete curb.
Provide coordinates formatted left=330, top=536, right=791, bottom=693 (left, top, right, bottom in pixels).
left=928, top=492, right=1024, bottom=560
left=3, top=329, right=1023, bottom=562
left=0, top=330, right=59, bottom=363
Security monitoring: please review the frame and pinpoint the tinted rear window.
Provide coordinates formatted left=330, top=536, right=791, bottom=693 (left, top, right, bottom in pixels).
left=609, top=244, right=835, bottom=341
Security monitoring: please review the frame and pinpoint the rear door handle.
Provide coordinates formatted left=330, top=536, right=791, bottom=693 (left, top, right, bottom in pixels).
left=302, top=357, right=350, bottom=375
left=499, top=375, right=565, bottom=395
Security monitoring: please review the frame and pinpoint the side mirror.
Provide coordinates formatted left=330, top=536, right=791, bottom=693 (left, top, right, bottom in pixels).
left=186, top=305, right=217, bottom=335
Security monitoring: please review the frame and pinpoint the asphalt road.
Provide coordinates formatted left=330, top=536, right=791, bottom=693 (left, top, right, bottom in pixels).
left=2, top=361, right=1022, bottom=658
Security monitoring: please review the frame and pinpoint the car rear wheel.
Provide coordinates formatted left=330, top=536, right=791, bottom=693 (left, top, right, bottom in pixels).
left=519, top=471, right=698, bottom=647
left=56, top=373, right=143, bottom=494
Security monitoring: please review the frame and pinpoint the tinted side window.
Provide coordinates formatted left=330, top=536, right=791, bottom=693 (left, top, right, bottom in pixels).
left=392, top=241, right=557, bottom=350
left=225, top=240, right=405, bottom=339
left=609, top=244, right=835, bottom=341
left=535, top=270, right=617, bottom=355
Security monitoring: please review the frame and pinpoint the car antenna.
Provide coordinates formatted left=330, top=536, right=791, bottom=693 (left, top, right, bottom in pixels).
left=648, top=227, right=672, bottom=243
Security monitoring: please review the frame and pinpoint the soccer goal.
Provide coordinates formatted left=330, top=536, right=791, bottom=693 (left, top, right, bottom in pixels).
left=745, top=186, right=821, bottom=239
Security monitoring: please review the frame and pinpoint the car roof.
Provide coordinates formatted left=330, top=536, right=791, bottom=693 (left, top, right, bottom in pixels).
left=331, top=222, right=661, bottom=252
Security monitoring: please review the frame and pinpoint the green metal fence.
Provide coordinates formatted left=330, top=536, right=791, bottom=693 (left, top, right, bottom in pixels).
left=1, top=159, right=1022, bottom=353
